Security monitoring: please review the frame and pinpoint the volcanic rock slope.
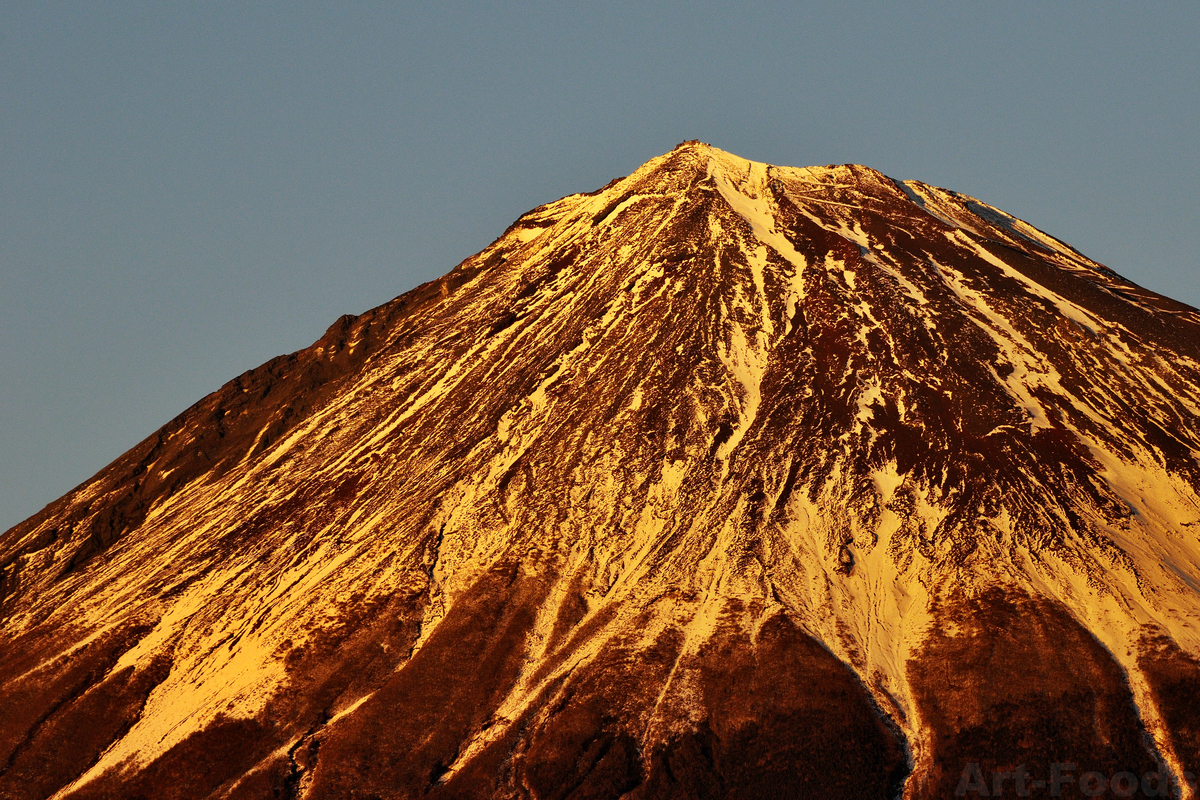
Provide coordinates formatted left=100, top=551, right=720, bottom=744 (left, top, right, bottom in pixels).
left=4, top=142, right=1200, bottom=799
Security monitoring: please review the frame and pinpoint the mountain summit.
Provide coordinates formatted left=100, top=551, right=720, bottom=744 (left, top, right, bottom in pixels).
left=4, top=142, right=1200, bottom=798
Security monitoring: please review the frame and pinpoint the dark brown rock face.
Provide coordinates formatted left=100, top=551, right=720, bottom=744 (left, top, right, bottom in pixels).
left=909, top=589, right=1164, bottom=799
left=3, top=142, right=1200, bottom=797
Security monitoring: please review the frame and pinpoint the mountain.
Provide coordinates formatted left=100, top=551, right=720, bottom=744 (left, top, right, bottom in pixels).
left=3, top=141, right=1200, bottom=799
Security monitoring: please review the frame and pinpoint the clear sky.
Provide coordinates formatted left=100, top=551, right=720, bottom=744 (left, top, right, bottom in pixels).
left=2, top=2, right=1198, bottom=531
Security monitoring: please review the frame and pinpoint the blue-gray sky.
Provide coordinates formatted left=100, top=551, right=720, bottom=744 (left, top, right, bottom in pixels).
left=3, top=2, right=1198, bottom=531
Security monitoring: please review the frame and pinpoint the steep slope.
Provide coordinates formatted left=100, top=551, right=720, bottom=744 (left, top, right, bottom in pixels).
left=3, top=141, right=1200, bottom=799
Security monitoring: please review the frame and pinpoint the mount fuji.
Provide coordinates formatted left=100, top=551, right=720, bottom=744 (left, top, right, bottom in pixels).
left=3, top=142, right=1200, bottom=799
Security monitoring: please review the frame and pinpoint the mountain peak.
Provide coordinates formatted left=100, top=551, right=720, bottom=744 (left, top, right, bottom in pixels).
left=4, top=146, right=1200, bottom=798
left=638, top=139, right=864, bottom=196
